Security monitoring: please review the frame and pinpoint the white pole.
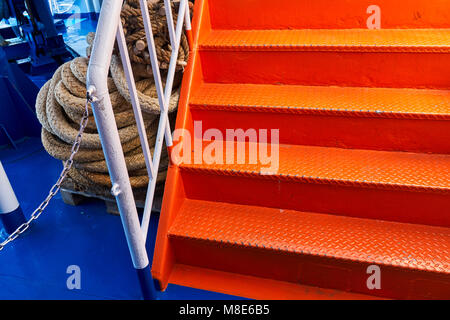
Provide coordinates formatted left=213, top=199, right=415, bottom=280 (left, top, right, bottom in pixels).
left=184, top=0, right=192, bottom=49
left=0, top=162, right=19, bottom=213
left=140, top=0, right=186, bottom=241
left=116, top=22, right=156, bottom=180
left=0, top=161, right=26, bottom=234
left=86, top=0, right=155, bottom=300
left=138, top=0, right=173, bottom=147
left=163, top=0, right=176, bottom=48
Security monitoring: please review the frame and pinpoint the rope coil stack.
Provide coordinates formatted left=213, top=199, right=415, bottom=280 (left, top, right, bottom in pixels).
left=36, top=0, right=191, bottom=197
left=120, top=0, right=191, bottom=74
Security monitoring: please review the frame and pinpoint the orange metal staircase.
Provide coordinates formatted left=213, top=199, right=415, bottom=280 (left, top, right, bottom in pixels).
left=152, top=0, right=450, bottom=299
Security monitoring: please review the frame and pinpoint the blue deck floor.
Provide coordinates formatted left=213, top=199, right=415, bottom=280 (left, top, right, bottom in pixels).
left=0, top=138, right=239, bottom=300
left=0, top=12, right=241, bottom=300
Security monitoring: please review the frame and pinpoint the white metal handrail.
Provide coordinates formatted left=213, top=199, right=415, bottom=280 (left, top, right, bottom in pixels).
left=86, top=0, right=192, bottom=300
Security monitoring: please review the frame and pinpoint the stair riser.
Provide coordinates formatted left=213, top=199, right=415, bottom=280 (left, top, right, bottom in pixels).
left=170, top=237, right=450, bottom=299
left=190, top=109, right=450, bottom=154
left=199, top=51, right=450, bottom=89
left=180, top=171, right=450, bottom=227
left=207, top=0, right=450, bottom=29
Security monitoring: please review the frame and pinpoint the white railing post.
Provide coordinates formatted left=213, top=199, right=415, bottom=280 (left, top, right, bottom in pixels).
left=116, top=22, right=156, bottom=180
left=184, top=0, right=193, bottom=50
left=139, top=0, right=174, bottom=147
left=139, top=0, right=187, bottom=241
left=86, top=0, right=156, bottom=300
left=0, top=161, right=26, bottom=234
left=86, top=0, right=193, bottom=299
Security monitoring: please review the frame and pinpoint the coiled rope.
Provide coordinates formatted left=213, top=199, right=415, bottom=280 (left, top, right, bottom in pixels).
left=36, top=0, right=190, bottom=196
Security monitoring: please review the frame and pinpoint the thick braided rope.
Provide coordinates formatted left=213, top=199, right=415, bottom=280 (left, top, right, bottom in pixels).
left=36, top=0, right=187, bottom=189
left=110, top=54, right=180, bottom=114
left=76, top=165, right=168, bottom=188
left=70, top=57, right=116, bottom=90
left=35, top=80, right=53, bottom=133
left=36, top=59, right=175, bottom=187
left=46, top=81, right=141, bottom=150
left=41, top=124, right=153, bottom=165
left=54, top=80, right=138, bottom=131
left=120, top=0, right=190, bottom=71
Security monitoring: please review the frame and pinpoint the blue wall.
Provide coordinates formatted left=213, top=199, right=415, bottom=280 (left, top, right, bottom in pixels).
left=0, top=47, right=41, bottom=147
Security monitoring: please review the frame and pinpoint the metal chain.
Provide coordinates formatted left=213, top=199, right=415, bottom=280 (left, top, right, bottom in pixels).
left=0, top=95, right=93, bottom=252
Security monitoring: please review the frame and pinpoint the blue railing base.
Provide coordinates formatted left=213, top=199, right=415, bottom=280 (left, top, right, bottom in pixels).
left=136, top=265, right=158, bottom=300
left=1, top=206, right=26, bottom=235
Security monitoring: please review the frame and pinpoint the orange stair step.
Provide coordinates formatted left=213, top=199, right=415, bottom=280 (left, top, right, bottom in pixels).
left=199, top=29, right=450, bottom=88
left=153, top=0, right=450, bottom=299
left=170, top=200, right=450, bottom=273
left=189, top=83, right=450, bottom=153
left=179, top=144, right=450, bottom=226
left=201, top=29, right=450, bottom=52
left=191, top=83, right=450, bottom=119
left=208, top=0, right=450, bottom=29
left=167, top=199, right=450, bottom=299
left=181, top=143, right=450, bottom=192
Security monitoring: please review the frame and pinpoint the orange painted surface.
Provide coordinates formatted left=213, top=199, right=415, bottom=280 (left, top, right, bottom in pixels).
left=189, top=83, right=450, bottom=153
left=181, top=143, right=450, bottom=193
left=167, top=199, right=450, bottom=299
left=190, top=108, right=450, bottom=154
left=191, top=83, right=450, bottom=118
left=170, top=200, right=450, bottom=274
left=200, top=51, right=450, bottom=89
left=202, top=29, right=450, bottom=52
left=186, top=29, right=193, bottom=51
left=178, top=142, right=450, bottom=227
left=169, top=264, right=382, bottom=300
left=152, top=0, right=450, bottom=299
left=208, top=0, right=450, bottom=29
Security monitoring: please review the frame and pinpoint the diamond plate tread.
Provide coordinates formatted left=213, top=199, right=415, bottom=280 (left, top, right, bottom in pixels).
left=169, top=199, right=450, bottom=273
left=180, top=144, right=450, bottom=193
left=200, top=29, right=450, bottom=52
left=190, top=83, right=450, bottom=120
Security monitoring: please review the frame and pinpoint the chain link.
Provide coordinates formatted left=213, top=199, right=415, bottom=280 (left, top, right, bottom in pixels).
left=0, top=95, right=92, bottom=252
